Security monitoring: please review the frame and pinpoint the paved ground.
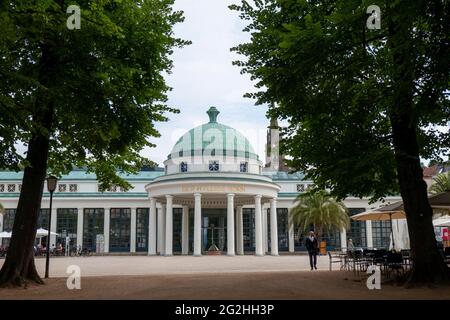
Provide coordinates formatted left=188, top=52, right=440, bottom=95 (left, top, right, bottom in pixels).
left=7, top=254, right=329, bottom=277
left=1, top=255, right=449, bottom=299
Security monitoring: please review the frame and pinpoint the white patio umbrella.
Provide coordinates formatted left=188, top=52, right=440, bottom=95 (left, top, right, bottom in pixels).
left=351, top=201, right=406, bottom=249
left=433, top=215, right=450, bottom=227
left=36, top=228, right=59, bottom=237
left=0, top=231, right=12, bottom=238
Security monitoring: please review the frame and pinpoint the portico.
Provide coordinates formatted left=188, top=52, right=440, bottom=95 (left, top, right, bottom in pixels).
left=145, top=173, right=281, bottom=256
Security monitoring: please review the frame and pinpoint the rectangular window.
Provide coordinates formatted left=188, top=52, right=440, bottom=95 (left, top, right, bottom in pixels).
left=276, top=208, right=289, bottom=251
left=58, top=184, right=67, bottom=192
left=57, top=208, right=78, bottom=249
left=296, top=184, right=305, bottom=192
left=109, top=208, right=131, bottom=252
left=173, top=208, right=182, bottom=252
left=243, top=208, right=255, bottom=251
left=7, top=184, right=15, bottom=192
left=240, top=162, right=248, bottom=173
left=372, top=220, right=392, bottom=249
left=347, top=208, right=367, bottom=248
left=2, top=209, right=16, bottom=246
left=136, top=208, right=149, bottom=252
left=83, top=208, right=104, bottom=252
left=69, top=184, right=78, bottom=192
left=37, top=209, right=49, bottom=229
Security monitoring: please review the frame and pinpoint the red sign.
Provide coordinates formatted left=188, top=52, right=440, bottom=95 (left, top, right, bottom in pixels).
left=443, top=228, right=449, bottom=241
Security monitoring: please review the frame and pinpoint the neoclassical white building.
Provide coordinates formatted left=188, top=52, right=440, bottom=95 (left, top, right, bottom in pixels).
left=0, top=107, right=404, bottom=255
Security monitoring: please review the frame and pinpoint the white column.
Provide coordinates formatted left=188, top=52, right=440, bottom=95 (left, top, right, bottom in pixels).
left=0, top=213, right=3, bottom=231
left=340, top=228, right=347, bottom=252
left=366, top=220, right=373, bottom=249
left=76, top=208, right=83, bottom=249
left=236, top=206, right=244, bottom=255
left=158, top=204, right=166, bottom=255
left=165, top=195, right=173, bottom=256
left=104, top=208, right=110, bottom=254
left=254, top=195, right=263, bottom=256
left=288, top=209, right=295, bottom=253
left=182, top=205, right=189, bottom=255
left=130, top=207, right=137, bottom=253
left=227, top=193, right=235, bottom=256
left=270, top=198, right=279, bottom=256
left=262, top=204, right=268, bottom=253
left=148, top=198, right=157, bottom=255
left=50, top=207, right=57, bottom=248
left=194, top=193, right=202, bottom=256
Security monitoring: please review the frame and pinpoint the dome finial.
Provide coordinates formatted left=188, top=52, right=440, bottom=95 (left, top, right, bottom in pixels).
left=207, top=106, right=220, bottom=123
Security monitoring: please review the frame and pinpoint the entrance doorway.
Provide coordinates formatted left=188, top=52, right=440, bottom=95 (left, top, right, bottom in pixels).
left=201, top=209, right=227, bottom=252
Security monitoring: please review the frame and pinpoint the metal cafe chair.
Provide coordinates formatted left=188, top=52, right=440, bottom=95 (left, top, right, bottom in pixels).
left=384, top=252, right=404, bottom=280
left=328, top=251, right=344, bottom=271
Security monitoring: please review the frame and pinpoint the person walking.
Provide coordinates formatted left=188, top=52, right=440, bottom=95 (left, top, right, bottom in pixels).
left=305, top=231, right=319, bottom=270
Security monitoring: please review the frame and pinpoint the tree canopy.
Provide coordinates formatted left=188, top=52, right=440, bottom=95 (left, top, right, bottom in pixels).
left=0, top=0, right=189, bottom=188
left=0, top=0, right=189, bottom=286
left=230, top=0, right=449, bottom=202
left=231, top=0, right=450, bottom=284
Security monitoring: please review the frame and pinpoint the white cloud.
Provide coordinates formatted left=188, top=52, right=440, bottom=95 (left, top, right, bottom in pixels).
left=143, top=0, right=270, bottom=165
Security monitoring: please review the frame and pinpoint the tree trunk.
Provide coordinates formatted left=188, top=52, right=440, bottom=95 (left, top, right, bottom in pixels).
left=0, top=43, right=55, bottom=287
left=0, top=128, right=52, bottom=287
left=388, top=9, right=450, bottom=286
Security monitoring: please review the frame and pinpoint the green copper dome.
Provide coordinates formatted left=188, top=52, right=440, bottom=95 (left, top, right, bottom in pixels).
left=168, top=107, right=259, bottom=160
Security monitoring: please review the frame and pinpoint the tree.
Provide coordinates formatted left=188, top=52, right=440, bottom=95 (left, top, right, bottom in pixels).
left=231, top=0, right=450, bottom=285
left=429, top=172, right=450, bottom=194
left=0, top=0, right=189, bottom=287
left=290, top=190, right=349, bottom=243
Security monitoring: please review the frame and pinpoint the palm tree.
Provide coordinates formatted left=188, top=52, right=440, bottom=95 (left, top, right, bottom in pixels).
left=289, top=190, right=350, bottom=244
left=429, top=172, right=450, bottom=194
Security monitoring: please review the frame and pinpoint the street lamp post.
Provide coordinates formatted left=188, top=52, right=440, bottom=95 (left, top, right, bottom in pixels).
left=45, top=175, right=57, bottom=279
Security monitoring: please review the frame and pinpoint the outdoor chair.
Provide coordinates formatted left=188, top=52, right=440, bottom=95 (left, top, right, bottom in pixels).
left=384, top=252, right=404, bottom=280
left=373, top=249, right=387, bottom=270
left=444, top=247, right=450, bottom=265
left=328, top=251, right=343, bottom=271
left=400, top=249, right=412, bottom=270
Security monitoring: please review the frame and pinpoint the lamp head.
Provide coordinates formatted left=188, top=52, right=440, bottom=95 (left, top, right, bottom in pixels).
left=46, top=175, right=58, bottom=193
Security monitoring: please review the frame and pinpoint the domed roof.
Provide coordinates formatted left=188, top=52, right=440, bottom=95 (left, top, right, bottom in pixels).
left=168, top=107, right=259, bottom=161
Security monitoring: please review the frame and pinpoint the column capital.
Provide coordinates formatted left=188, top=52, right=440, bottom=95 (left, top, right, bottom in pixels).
left=166, top=194, right=173, bottom=200
left=254, top=194, right=262, bottom=200
left=194, top=193, right=202, bottom=198
left=227, top=193, right=235, bottom=198
left=270, top=198, right=277, bottom=204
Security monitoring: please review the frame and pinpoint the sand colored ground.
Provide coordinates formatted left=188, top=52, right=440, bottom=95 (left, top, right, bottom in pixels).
left=0, top=255, right=449, bottom=299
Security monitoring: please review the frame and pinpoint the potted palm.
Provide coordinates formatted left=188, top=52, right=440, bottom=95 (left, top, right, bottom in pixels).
left=290, top=190, right=349, bottom=254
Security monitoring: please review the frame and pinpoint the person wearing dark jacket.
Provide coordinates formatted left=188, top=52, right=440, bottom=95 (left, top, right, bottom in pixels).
left=305, top=231, right=319, bottom=270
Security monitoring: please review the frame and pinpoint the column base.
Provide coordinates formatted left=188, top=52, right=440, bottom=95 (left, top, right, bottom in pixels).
left=255, top=253, right=264, bottom=257
left=147, top=253, right=157, bottom=256
left=227, top=253, right=235, bottom=256
left=271, top=253, right=279, bottom=256
left=193, top=254, right=202, bottom=257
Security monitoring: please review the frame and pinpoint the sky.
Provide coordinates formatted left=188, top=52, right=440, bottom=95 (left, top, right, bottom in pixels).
left=142, top=0, right=272, bottom=166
